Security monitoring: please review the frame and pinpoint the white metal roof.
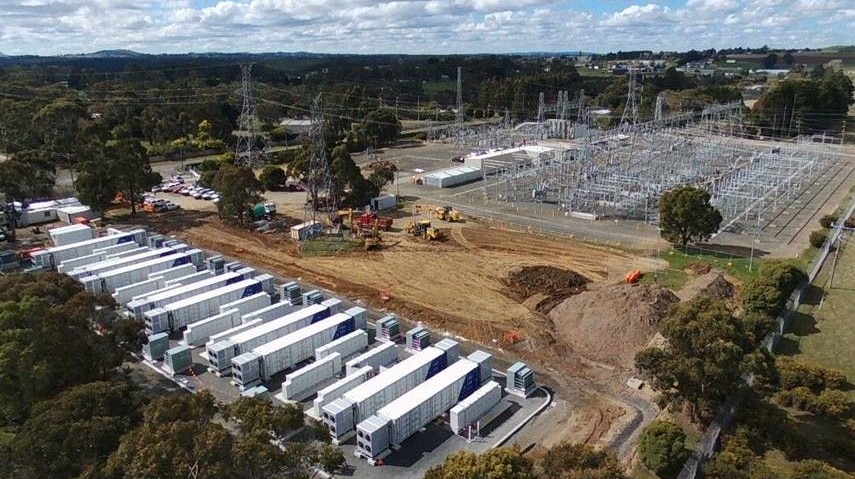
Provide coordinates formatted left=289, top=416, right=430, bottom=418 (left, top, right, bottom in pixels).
left=136, top=271, right=241, bottom=303
left=344, top=346, right=444, bottom=403
left=50, top=224, right=91, bottom=234
left=162, top=278, right=260, bottom=310
left=46, top=229, right=144, bottom=253
left=56, top=205, right=91, bottom=214
left=227, top=304, right=327, bottom=344
left=423, top=165, right=480, bottom=180
left=97, top=252, right=191, bottom=279
left=252, top=312, right=352, bottom=356
left=377, top=359, right=477, bottom=421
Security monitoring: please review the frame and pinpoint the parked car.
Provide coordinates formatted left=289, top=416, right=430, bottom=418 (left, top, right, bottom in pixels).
left=180, top=187, right=193, bottom=195
left=164, top=202, right=179, bottom=211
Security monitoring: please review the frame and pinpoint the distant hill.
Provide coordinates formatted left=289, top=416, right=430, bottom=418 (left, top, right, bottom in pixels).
left=63, top=49, right=148, bottom=58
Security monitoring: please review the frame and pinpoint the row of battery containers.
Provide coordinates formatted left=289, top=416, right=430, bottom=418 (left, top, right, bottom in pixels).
left=230, top=306, right=368, bottom=389
left=34, top=228, right=148, bottom=269
left=79, top=248, right=207, bottom=294
left=143, top=274, right=276, bottom=334
left=355, top=351, right=496, bottom=461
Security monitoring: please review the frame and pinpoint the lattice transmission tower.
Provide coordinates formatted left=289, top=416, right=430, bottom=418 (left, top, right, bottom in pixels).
left=454, top=66, right=463, bottom=146
left=304, top=95, right=334, bottom=225
left=620, top=72, right=639, bottom=126
left=234, top=64, right=266, bottom=168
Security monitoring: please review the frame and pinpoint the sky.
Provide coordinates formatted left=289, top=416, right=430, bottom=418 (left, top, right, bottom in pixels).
left=0, top=0, right=854, bottom=55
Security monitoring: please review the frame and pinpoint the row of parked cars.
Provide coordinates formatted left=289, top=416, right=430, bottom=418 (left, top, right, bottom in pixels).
left=142, top=194, right=180, bottom=212
left=152, top=180, right=221, bottom=203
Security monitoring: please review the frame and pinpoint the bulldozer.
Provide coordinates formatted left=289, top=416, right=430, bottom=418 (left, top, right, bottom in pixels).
left=432, top=205, right=461, bottom=222
left=406, top=219, right=442, bottom=241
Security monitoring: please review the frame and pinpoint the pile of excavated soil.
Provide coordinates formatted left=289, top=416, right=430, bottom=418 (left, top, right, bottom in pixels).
left=548, top=284, right=680, bottom=369
left=503, top=265, right=590, bottom=313
left=677, top=272, right=735, bottom=303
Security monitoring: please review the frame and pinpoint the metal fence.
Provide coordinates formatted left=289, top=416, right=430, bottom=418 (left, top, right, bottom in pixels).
left=678, top=189, right=855, bottom=479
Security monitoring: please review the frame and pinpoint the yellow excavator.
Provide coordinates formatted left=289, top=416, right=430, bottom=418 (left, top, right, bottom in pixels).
left=433, top=205, right=461, bottom=222
left=406, top=219, right=442, bottom=240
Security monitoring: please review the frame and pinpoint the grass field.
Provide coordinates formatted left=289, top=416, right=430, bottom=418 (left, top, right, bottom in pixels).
left=642, top=246, right=760, bottom=291
left=783, top=231, right=855, bottom=398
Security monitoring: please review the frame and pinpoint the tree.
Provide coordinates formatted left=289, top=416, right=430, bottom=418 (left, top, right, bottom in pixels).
left=12, top=380, right=142, bottom=479
left=762, top=53, right=778, bottom=68
left=75, top=143, right=118, bottom=212
left=317, top=443, right=346, bottom=475
left=0, top=151, right=55, bottom=199
left=364, top=160, right=398, bottom=192
left=32, top=99, right=87, bottom=180
left=538, top=441, right=626, bottom=479
left=790, top=460, right=854, bottom=479
left=212, top=164, right=263, bottom=225
left=635, top=297, right=754, bottom=420
left=363, top=108, right=402, bottom=147
left=638, top=421, right=690, bottom=477
left=782, top=52, right=795, bottom=66
left=809, top=230, right=828, bottom=248
left=107, top=139, right=162, bottom=215
left=659, top=186, right=722, bottom=246
left=425, top=447, right=535, bottom=479
left=225, top=396, right=304, bottom=439
left=259, top=165, right=287, bottom=191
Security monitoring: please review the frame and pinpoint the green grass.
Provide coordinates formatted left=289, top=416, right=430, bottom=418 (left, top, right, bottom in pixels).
left=299, top=238, right=361, bottom=256
left=782, top=235, right=855, bottom=399
left=640, top=267, right=690, bottom=290
left=421, top=80, right=456, bottom=95
left=643, top=246, right=761, bottom=291
left=578, top=68, right=614, bottom=77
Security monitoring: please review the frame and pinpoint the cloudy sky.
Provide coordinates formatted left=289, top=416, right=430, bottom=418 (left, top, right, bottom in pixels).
left=1, top=0, right=854, bottom=55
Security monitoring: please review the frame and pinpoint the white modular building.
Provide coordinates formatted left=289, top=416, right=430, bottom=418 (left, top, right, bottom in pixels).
left=230, top=309, right=367, bottom=389
left=449, top=380, right=502, bottom=434
left=82, top=249, right=205, bottom=294
left=113, top=277, right=166, bottom=306
left=206, top=303, right=332, bottom=374
left=144, top=277, right=273, bottom=334
left=280, top=352, right=343, bottom=402
left=182, top=308, right=242, bottom=347
left=322, top=339, right=459, bottom=439
left=127, top=270, right=255, bottom=318
left=48, top=224, right=94, bottom=247
left=345, top=342, right=398, bottom=375
left=422, top=165, right=482, bottom=188
left=33, top=228, right=147, bottom=268
left=315, top=330, right=368, bottom=360
left=312, top=366, right=373, bottom=418
left=355, top=352, right=491, bottom=460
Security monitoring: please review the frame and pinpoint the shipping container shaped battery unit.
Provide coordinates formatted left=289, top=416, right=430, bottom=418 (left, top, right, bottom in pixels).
left=164, top=345, right=193, bottom=375
left=241, top=300, right=300, bottom=324
left=230, top=311, right=367, bottom=389
left=144, top=278, right=265, bottom=334
left=92, top=241, right=140, bottom=256
left=321, top=298, right=343, bottom=314
left=506, top=362, right=536, bottom=397
left=32, top=228, right=147, bottom=268
left=345, top=342, right=398, bottom=375
left=278, top=281, right=301, bottom=304
left=315, top=330, right=368, bottom=360
left=207, top=318, right=264, bottom=348
left=164, top=270, right=212, bottom=288
left=149, top=263, right=198, bottom=282
left=182, top=308, right=242, bottom=347
left=104, top=246, right=150, bottom=259
left=57, top=251, right=105, bottom=273
left=280, top=352, right=342, bottom=402
left=142, top=332, right=170, bottom=361
left=220, top=292, right=271, bottom=317
left=69, top=245, right=187, bottom=280
left=313, top=366, right=373, bottom=418
left=323, top=339, right=460, bottom=439
left=406, top=326, right=430, bottom=352
left=355, top=355, right=487, bottom=460
left=83, top=250, right=205, bottom=294
left=113, top=277, right=166, bottom=306
left=449, top=380, right=502, bottom=434
left=49, top=224, right=94, bottom=247
left=205, top=255, right=225, bottom=275
left=147, top=234, right=165, bottom=248
left=206, top=303, right=331, bottom=374
left=224, top=261, right=243, bottom=272
left=376, top=315, right=401, bottom=343
left=127, top=270, right=253, bottom=319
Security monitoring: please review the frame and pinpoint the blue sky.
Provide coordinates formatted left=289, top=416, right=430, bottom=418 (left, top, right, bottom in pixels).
left=1, top=0, right=853, bottom=55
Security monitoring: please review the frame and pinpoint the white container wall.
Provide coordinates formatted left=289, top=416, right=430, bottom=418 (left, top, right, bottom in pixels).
left=206, top=303, right=332, bottom=373
left=281, top=353, right=342, bottom=402
left=345, top=342, right=398, bottom=375
left=164, top=270, right=214, bottom=288
left=220, top=292, right=271, bottom=316
left=113, top=277, right=165, bottom=306
left=207, top=318, right=264, bottom=349
left=150, top=263, right=198, bottom=282
left=34, top=228, right=146, bottom=268
left=145, top=278, right=265, bottom=334
left=183, top=309, right=242, bottom=346
left=449, top=381, right=502, bottom=433
left=315, top=330, right=368, bottom=360
left=87, top=250, right=203, bottom=294
left=105, top=247, right=149, bottom=259
left=70, top=246, right=184, bottom=280
left=313, top=366, right=372, bottom=418
left=241, top=301, right=300, bottom=324
left=127, top=270, right=249, bottom=319
left=57, top=252, right=105, bottom=273
left=91, top=241, right=139, bottom=256
left=49, top=224, right=94, bottom=247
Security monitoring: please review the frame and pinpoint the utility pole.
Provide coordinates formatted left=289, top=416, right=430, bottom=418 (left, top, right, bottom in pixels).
left=455, top=66, right=463, bottom=146
left=304, top=95, right=334, bottom=230
left=235, top=64, right=265, bottom=168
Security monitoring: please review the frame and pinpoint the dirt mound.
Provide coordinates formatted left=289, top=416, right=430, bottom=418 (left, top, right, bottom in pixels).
left=677, top=272, right=735, bottom=302
left=503, top=265, right=590, bottom=313
left=548, top=284, right=680, bottom=369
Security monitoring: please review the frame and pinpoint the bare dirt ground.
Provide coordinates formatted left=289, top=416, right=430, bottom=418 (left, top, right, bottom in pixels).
left=124, top=209, right=667, bottom=454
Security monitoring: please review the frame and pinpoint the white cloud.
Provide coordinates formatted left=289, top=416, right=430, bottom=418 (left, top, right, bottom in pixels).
left=602, top=4, right=674, bottom=27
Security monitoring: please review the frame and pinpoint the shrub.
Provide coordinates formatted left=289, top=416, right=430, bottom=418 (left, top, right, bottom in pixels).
left=740, top=279, right=786, bottom=316
left=777, top=357, right=847, bottom=392
left=809, top=230, right=828, bottom=248
left=845, top=216, right=855, bottom=229
left=819, top=214, right=838, bottom=229
left=776, top=386, right=817, bottom=410
left=815, top=389, right=852, bottom=419
left=638, top=420, right=690, bottom=476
